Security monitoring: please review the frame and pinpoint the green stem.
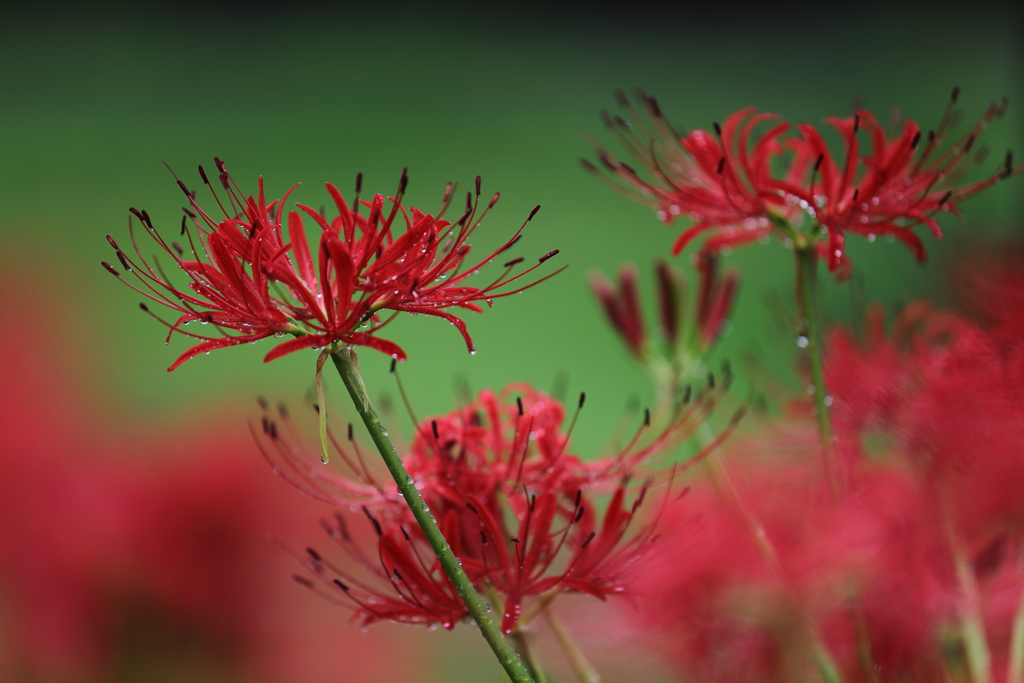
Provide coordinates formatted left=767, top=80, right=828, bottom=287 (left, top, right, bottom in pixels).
left=812, top=640, right=844, bottom=683
left=330, top=347, right=535, bottom=683
left=944, top=508, right=991, bottom=683
left=1008, top=579, right=1024, bottom=683
left=508, top=630, right=549, bottom=683
left=794, top=246, right=839, bottom=499
left=543, top=609, right=601, bottom=683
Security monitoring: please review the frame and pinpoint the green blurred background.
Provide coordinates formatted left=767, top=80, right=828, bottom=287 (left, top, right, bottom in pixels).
left=1, top=2, right=1021, bottom=680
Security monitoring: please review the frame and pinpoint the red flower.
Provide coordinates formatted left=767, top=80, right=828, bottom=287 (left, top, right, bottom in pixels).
left=258, top=382, right=737, bottom=511
left=588, top=90, right=1020, bottom=276
left=293, top=480, right=657, bottom=634
left=104, top=160, right=563, bottom=370
left=259, top=383, right=737, bottom=632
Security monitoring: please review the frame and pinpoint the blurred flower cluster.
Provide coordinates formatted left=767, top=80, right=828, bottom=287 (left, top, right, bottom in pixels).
left=0, top=273, right=419, bottom=683
left=621, top=247, right=1024, bottom=683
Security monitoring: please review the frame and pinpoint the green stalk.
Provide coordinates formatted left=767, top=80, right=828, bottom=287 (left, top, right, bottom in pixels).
left=794, top=246, right=839, bottom=499
left=1008, top=580, right=1024, bottom=683
left=330, top=347, right=535, bottom=683
left=543, top=608, right=602, bottom=683
left=944, top=508, right=992, bottom=683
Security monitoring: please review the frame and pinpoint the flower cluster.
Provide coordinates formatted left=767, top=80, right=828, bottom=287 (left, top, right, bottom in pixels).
left=258, top=381, right=738, bottom=633
left=104, top=161, right=563, bottom=370
left=587, top=89, right=1020, bottom=277
left=627, top=250, right=1024, bottom=682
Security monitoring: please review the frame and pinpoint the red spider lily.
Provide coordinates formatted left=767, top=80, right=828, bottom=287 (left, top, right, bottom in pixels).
left=587, top=90, right=1021, bottom=276
left=255, top=381, right=740, bottom=512
left=103, top=160, right=564, bottom=370
left=591, top=254, right=738, bottom=362
left=290, top=478, right=661, bottom=634
left=779, top=91, right=1017, bottom=273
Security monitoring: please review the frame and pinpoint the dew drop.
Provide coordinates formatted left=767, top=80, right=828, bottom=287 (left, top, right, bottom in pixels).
left=796, top=335, right=809, bottom=349
left=824, top=395, right=834, bottom=407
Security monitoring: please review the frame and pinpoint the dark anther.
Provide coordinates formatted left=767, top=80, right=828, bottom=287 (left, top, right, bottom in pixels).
left=214, top=157, right=227, bottom=173
left=713, top=121, right=722, bottom=137
left=938, top=191, right=953, bottom=206
left=102, top=261, right=120, bottom=276
left=180, top=215, right=188, bottom=235
left=510, top=536, right=521, bottom=544
left=716, top=157, right=725, bottom=175
left=575, top=506, right=585, bottom=523
left=516, top=397, right=524, bottom=416
left=333, top=578, right=349, bottom=591
left=362, top=506, right=383, bottom=536
left=683, top=385, right=692, bottom=403
left=106, top=235, right=120, bottom=250
left=649, top=96, right=662, bottom=118
left=431, top=420, right=439, bottom=440
left=129, top=207, right=145, bottom=222
left=177, top=179, right=190, bottom=196
left=182, top=207, right=196, bottom=219
left=852, top=189, right=860, bottom=202
left=731, top=406, right=748, bottom=425
left=539, top=250, right=559, bottom=263
left=574, top=490, right=582, bottom=508
left=722, top=359, right=734, bottom=388
left=116, top=251, right=131, bottom=271
left=198, top=165, right=210, bottom=185
left=578, top=392, right=586, bottom=409
left=951, top=86, right=961, bottom=103
left=853, top=114, right=860, bottom=134
left=393, top=568, right=402, bottom=582
left=529, top=494, right=536, bottom=512
left=312, top=404, right=320, bottom=414
left=580, top=531, right=596, bottom=549
left=269, top=422, right=277, bottom=439
left=964, top=135, right=976, bottom=153
left=528, top=205, right=541, bottom=221
left=306, top=547, right=322, bottom=561
left=400, top=525, right=411, bottom=541
left=355, top=172, right=363, bottom=194
left=814, top=154, right=824, bottom=172
left=580, top=158, right=598, bottom=173
left=466, top=502, right=479, bottom=514
left=292, top=575, right=314, bottom=588
left=397, top=167, right=409, bottom=195
left=488, top=192, right=501, bottom=209
left=708, top=372, right=716, bottom=389
left=139, top=302, right=150, bottom=312
left=644, top=407, right=650, bottom=427
left=347, top=423, right=354, bottom=441
left=172, top=242, right=184, bottom=256
left=261, top=415, right=270, bottom=434
left=475, top=175, right=482, bottom=196
left=503, top=257, right=524, bottom=268
left=911, top=131, right=922, bottom=149
left=928, top=130, right=936, bottom=144
left=1003, top=151, right=1014, bottom=178
left=480, top=530, right=488, bottom=545
left=390, top=359, right=396, bottom=373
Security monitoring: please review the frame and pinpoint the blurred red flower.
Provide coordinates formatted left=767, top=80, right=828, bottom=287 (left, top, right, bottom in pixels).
left=0, top=264, right=420, bottom=683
